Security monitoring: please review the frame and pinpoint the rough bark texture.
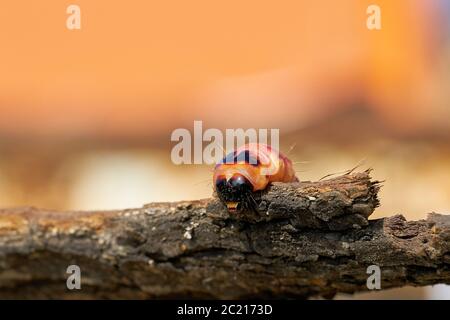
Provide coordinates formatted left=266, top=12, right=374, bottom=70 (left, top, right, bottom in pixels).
left=0, top=170, right=448, bottom=299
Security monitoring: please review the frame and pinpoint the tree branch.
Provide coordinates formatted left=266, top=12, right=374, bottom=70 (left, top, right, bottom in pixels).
left=0, top=170, right=448, bottom=299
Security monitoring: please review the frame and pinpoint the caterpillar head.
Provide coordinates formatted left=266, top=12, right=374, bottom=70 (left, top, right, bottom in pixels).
left=213, top=150, right=268, bottom=213
left=214, top=173, right=254, bottom=212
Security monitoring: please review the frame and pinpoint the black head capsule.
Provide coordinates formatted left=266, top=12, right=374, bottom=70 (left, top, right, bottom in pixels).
left=215, top=174, right=253, bottom=212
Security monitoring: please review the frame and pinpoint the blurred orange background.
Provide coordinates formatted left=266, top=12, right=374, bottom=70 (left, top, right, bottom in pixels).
left=0, top=0, right=448, bottom=138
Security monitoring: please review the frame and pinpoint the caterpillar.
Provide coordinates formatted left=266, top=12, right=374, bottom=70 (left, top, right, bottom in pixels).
left=213, top=143, right=298, bottom=212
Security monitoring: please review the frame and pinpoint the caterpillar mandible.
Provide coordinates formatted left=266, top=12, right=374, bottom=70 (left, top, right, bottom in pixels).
left=213, top=143, right=298, bottom=212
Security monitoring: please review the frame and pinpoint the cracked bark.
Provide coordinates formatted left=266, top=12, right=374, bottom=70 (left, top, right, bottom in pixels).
left=0, top=170, right=449, bottom=299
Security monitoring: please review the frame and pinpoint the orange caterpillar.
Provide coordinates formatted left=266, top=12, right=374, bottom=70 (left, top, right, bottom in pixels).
left=213, top=143, right=298, bottom=212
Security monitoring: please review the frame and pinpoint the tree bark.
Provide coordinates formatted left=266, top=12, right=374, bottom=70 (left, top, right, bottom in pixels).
left=0, top=170, right=448, bottom=299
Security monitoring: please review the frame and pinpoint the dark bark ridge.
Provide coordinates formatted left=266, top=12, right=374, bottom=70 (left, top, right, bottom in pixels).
left=0, top=170, right=448, bottom=299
